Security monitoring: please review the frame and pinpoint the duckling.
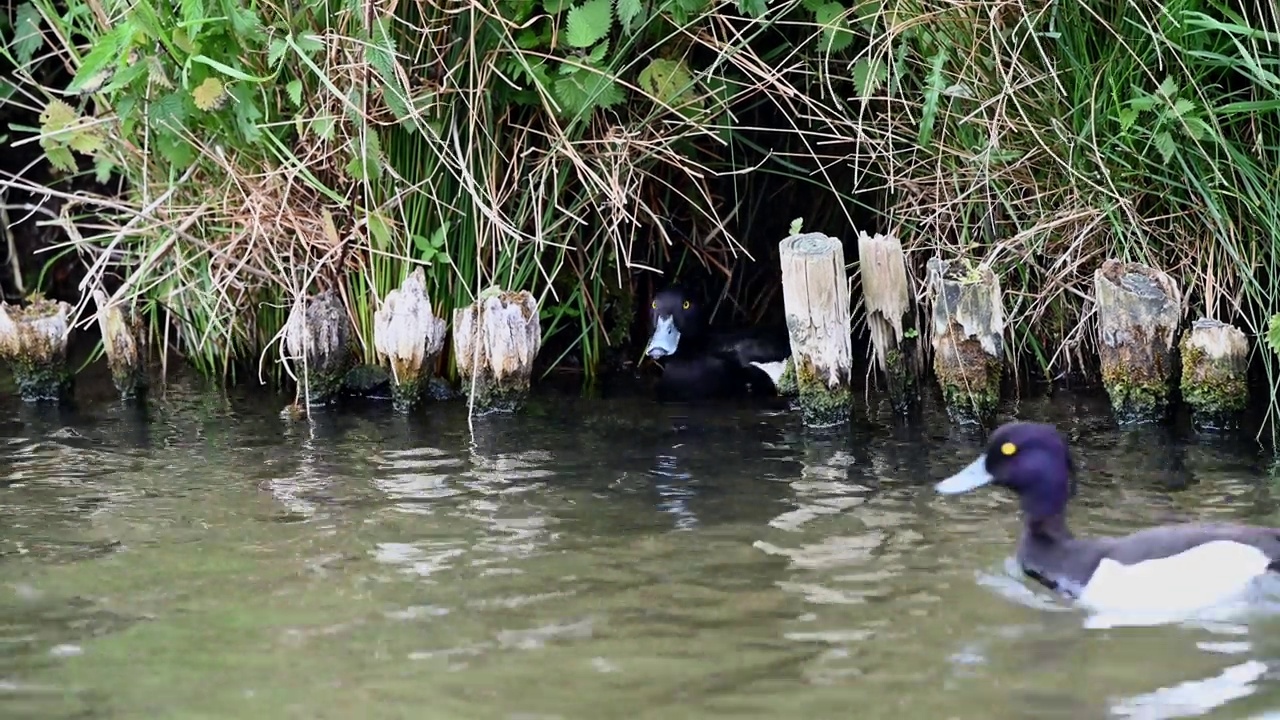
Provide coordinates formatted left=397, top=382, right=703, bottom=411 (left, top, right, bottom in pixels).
left=936, top=421, right=1280, bottom=623
left=643, top=285, right=791, bottom=402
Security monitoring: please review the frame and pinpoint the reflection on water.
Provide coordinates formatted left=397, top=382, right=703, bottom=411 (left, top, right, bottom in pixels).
left=1, top=377, right=1280, bottom=719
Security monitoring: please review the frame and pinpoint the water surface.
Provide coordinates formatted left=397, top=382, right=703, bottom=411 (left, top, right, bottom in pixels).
left=3, top=376, right=1280, bottom=719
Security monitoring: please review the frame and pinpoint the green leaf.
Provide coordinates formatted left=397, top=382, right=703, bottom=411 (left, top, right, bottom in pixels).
left=268, top=38, right=289, bottom=67
left=851, top=57, right=887, bottom=99
left=286, top=79, right=304, bottom=107
left=296, top=33, right=325, bottom=55
left=367, top=212, right=393, bottom=250
left=564, top=0, right=613, bottom=49
left=218, top=0, right=265, bottom=43
left=616, top=0, right=644, bottom=33
left=12, top=3, right=45, bottom=66
left=45, top=145, right=76, bottom=172
left=1172, top=97, right=1195, bottom=117
left=1117, top=107, right=1137, bottom=131
left=737, top=0, right=769, bottom=18
left=1129, top=94, right=1157, bottom=112
left=638, top=58, right=695, bottom=107
left=543, top=0, right=572, bottom=13
left=93, top=157, right=116, bottom=184
left=552, top=67, right=624, bottom=120
left=155, top=131, right=194, bottom=167
left=917, top=49, right=947, bottom=149
left=586, top=38, right=609, bottom=64
left=814, top=2, right=853, bottom=52
left=230, top=83, right=263, bottom=142
left=179, top=0, right=204, bottom=27
left=1157, top=76, right=1177, bottom=98
left=151, top=90, right=190, bottom=127
left=1153, top=130, right=1176, bottom=164
left=68, top=24, right=132, bottom=94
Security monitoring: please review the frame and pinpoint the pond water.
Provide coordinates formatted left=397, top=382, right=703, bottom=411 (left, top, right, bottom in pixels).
left=4, top=372, right=1280, bottom=720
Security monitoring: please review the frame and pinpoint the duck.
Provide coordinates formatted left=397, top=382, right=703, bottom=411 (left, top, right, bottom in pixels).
left=643, top=284, right=792, bottom=402
left=935, top=421, right=1280, bottom=623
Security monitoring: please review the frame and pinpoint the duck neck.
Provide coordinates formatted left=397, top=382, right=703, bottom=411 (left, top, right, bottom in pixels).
left=1024, top=512, right=1073, bottom=542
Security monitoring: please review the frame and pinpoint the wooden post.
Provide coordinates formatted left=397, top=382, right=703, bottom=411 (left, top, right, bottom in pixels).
left=857, top=230, right=922, bottom=414
left=373, top=268, right=448, bottom=412
left=452, top=287, right=541, bottom=414
left=1094, top=259, right=1182, bottom=424
left=927, top=256, right=1004, bottom=425
left=1179, top=318, right=1248, bottom=430
left=779, top=232, right=852, bottom=427
left=0, top=296, right=74, bottom=402
left=93, top=289, right=148, bottom=402
left=283, top=289, right=354, bottom=408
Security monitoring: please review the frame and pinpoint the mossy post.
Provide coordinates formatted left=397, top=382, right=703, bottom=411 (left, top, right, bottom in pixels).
left=0, top=297, right=74, bottom=402
left=778, top=232, right=852, bottom=428
left=1094, top=259, right=1183, bottom=424
left=452, top=287, right=542, bottom=414
left=927, top=256, right=1005, bottom=425
left=857, top=230, right=922, bottom=414
left=1179, top=318, right=1248, bottom=430
left=92, top=289, right=148, bottom=402
left=283, top=289, right=353, bottom=408
left=373, top=268, right=448, bottom=412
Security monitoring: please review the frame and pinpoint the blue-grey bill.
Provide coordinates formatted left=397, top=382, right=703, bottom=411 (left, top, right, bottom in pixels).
left=935, top=455, right=994, bottom=494
left=645, top=315, right=681, bottom=359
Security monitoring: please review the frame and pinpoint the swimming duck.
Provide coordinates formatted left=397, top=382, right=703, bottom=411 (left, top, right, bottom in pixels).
left=935, top=421, right=1280, bottom=621
left=643, top=285, right=791, bottom=402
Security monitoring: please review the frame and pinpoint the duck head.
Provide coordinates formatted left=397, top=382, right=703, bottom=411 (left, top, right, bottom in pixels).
left=935, top=422, right=1077, bottom=521
left=645, top=286, right=705, bottom=359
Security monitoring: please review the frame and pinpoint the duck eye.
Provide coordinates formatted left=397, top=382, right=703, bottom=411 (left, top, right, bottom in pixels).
left=682, top=300, right=691, bottom=310
left=1000, top=442, right=1017, bottom=456
left=651, top=301, right=657, bottom=309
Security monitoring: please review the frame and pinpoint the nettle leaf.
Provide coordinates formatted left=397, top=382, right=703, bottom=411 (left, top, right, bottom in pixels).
left=45, top=146, right=76, bottom=172
left=1117, top=107, right=1137, bottom=131
left=179, top=0, right=204, bottom=27
left=1153, top=130, right=1176, bottom=164
left=1172, top=97, right=1195, bottom=118
left=286, top=79, right=304, bottom=107
left=230, top=83, right=263, bottom=142
left=814, top=2, right=853, bottom=53
left=151, top=90, right=190, bottom=127
left=296, top=33, right=325, bottom=56
left=1158, top=76, right=1177, bottom=98
left=552, top=66, right=624, bottom=120
left=268, top=37, right=289, bottom=67
left=93, top=157, right=116, bottom=184
left=851, top=57, right=887, bottom=99
left=192, top=76, right=226, bottom=111
left=155, top=130, right=195, bottom=167
left=543, top=0, right=573, bottom=14
left=564, top=0, right=613, bottom=49
left=616, top=0, right=644, bottom=33
left=12, top=3, right=45, bottom=66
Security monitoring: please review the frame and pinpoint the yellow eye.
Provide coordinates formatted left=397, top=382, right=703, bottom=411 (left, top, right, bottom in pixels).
left=651, top=301, right=657, bottom=309
left=1000, top=442, right=1017, bottom=456
left=682, top=300, right=691, bottom=310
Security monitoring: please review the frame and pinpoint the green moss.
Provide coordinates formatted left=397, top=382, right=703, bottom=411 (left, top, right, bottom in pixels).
left=776, top=357, right=798, bottom=398
left=884, top=342, right=920, bottom=414
left=300, top=365, right=350, bottom=407
left=1101, top=365, right=1171, bottom=425
left=1179, top=341, right=1247, bottom=430
left=464, top=375, right=532, bottom=414
left=794, top=358, right=851, bottom=426
left=11, top=354, right=72, bottom=402
left=934, top=353, right=1000, bottom=425
left=108, top=361, right=148, bottom=403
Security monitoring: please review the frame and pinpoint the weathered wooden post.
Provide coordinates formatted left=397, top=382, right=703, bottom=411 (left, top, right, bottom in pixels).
left=778, top=232, right=852, bottom=427
left=0, top=296, right=74, bottom=402
left=1094, top=259, right=1182, bottom=424
left=1179, top=318, right=1249, bottom=430
left=857, top=230, right=922, bottom=414
left=283, top=289, right=353, bottom=407
left=92, top=289, right=148, bottom=402
left=927, top=256, right=1004, bottom=425
left=452, top=287, right=541, bottom=414
left=373, top=268, right=448, bottom=412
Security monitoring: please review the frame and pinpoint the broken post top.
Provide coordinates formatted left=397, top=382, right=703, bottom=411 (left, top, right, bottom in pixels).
left=926, top=256, right=1005, bottom=358
left=780, top=232, right=842, bottom=256
left=1093, top=259, right=1183, bottom=349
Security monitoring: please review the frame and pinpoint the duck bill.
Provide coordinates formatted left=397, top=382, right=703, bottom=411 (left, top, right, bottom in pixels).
left=645, top=315, right=681, bottom=359
left=935, top=455, right=994, bottom=494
